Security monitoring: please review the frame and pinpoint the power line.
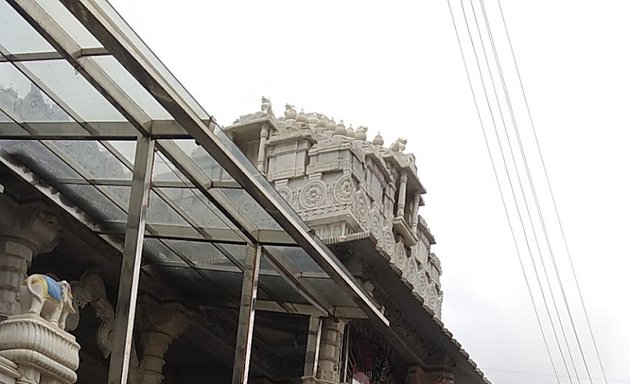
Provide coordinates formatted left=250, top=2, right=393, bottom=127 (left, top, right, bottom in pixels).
left=458, top=0, right=579, bottom=380
left=494, top=2, right=609, bottom=383
left=482, top=368, right=626, bottom=383
left=472, top=0, right=594, bottom=382
left=465, top=2, right=583, bottom=382
left=445, top=1, right=561, bottom=382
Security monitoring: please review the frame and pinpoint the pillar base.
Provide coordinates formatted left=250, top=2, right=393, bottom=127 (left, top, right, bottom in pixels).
left=0, top=314, right=79, bottom=384
left=301, top=376, right=338, bottom=384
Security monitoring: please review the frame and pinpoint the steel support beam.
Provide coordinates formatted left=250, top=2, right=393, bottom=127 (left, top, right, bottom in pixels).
left=9, top=0, right=388, bottom=326
left=303, top=316, right=322, bottom=378
left=107, top=136, right=154, bottom=384
left=232, top=244, right=262, bottom=384
left=53, top=0, right=388, bottom=326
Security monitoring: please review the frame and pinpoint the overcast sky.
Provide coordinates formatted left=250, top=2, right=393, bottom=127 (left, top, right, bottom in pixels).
left=108, top=1, right=630, bottom=383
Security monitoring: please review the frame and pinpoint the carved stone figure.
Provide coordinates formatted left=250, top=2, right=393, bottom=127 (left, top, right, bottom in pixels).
left=0, top=275, right=80, bottom=384
left=390, top=138, right=407, bottom=152
left=261, top=96, right=273, bottom=116
left=71, top=271, right=114, bottom=358
left=19, top=274, right=75, bottom=330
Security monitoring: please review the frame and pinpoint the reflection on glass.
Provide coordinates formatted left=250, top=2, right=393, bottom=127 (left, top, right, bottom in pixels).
left=54, top=141, right=131, bottom=180
left=220, top=188, right=281, bottom=230
left=0, top=63, right=72, bottom=122
left=156, top=188, right=233, bottom=230
left=24, top=60, right=126, bottom=122
left=0, top=140, right=81, bottom=180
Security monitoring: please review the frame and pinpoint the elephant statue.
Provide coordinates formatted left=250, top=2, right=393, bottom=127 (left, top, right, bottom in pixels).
left=19, top=274, right=76, bottom=330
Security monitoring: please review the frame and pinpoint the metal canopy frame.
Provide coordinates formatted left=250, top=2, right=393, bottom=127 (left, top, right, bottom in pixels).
left=1, top=0, right=389, bottom=383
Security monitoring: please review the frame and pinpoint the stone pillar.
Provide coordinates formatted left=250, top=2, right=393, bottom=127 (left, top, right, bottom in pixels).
left=396, top=172, right=408, bottom=218
left=135, top=297, right=190, bottom=384
left=257, top=124, right=270, bottom=173
left=0, top=197, right=60, bottom=319
left=302, top=319, right=345, bottom=384
left=410, top=193, right=421, bottom=233
left=407, top=365, right=454, bottom=384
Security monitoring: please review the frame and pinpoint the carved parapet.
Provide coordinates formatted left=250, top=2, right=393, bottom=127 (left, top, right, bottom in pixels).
left=0, top=314, right=80, bottom=384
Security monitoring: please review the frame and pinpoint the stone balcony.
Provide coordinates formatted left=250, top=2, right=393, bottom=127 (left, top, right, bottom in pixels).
left=220, top=99, right=444, bottom=317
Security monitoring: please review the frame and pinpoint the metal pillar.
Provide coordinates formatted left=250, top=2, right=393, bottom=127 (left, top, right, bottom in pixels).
left=303, top=316, right=322, bottom=378
left=232, top=244, right=262, bottom=384
left=107, top=137, right=155, bottom=384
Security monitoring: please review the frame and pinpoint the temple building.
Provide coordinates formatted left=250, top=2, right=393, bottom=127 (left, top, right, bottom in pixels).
left=0, top=1, right=490, bottom=384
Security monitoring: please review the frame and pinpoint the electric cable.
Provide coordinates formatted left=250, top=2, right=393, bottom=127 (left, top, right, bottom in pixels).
left=469, top=1, right=584, bottom=381
left=479, top=1, right=601, bottom=382
left=446, top=1, right=561, bottom=382
left=458, top=0, right=577, bottom=381
left=495, top=2, right=609, bottom=382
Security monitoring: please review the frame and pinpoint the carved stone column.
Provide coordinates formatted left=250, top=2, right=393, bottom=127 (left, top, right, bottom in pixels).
left=302, top=318, right=345, bottom=384
left=257, top=124, right=270, bottom=173
left=410, top=193, right=421, bottom=233
left=0, top=197, right=60, bottom=319
left=135, top=296, right=190, bottom=384
left=407, top=365, right=454, bottom=384
left=396, top=172, right=408, bottom=218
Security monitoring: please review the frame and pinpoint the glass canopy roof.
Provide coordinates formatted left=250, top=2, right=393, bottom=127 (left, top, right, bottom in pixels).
left=0, top=0, right=387, bottom=326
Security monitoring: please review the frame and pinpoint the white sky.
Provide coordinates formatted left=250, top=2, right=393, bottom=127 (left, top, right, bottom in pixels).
left=109, top=1, right=630, bottom=383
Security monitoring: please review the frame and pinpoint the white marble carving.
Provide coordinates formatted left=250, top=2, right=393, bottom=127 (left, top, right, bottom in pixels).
left=0, top=275, right=80, bottom=384
left=219, top=100, right=444, bottom=317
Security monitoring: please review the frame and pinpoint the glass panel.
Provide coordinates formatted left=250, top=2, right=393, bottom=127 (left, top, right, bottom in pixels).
left=258, top=253, right=310, bottom=305
left=165, top=240, right=235, bottom=267
left=153, top=151, right=188, bottom=182
left=56, top=183, right=127, bottom=225
left=0, top=110, right=26, bottom=135
left=303, top=279, right=355, bottom=307
left=146, top=190, right=188, bottom=226
left=23, top=60, right=126, bottom=122
left=172, top=139, right=235, bottom=183
left=265, top=246, right=325, bottom=274
left=33, top=0, right=102, bottom=49
left=219, top=188, right=281, bottom=230
left=0, top=62, right=73, bottom=122
left=156, top=188, right=234, bottom=230
left=0, top=2, right=55, bottom=54
left=93, top=56, right=177, bottom=120
left=90, top=0, right=210, bottom=121
left=0, top=140, right=82, bottom=180
left=53, top=141, right=132, bottom=180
